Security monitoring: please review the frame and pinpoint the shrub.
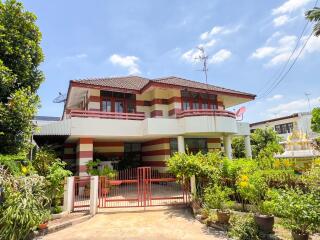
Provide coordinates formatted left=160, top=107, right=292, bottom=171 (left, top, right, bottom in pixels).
left=0, top=166, right=50, bottom=239
left=86, top=159, right=116, bottom=178
left=204, top=184, right=233, bottom=211
left=269, top=188, right=320, bottom=235
left=0, top=154, right=29, bottom=175
left=46, top=160, right=72, bottom=209
left=228, top=214, right=260, bottom=240
left=302, top=159, right=320, bottom=193
left=236, top=171, right=269, bottom=214
left=33, top=146, right=58, bottom=176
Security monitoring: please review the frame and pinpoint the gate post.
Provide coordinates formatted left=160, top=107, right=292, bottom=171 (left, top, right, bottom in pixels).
left=190, top=175, right=196, bottom=197
left=63, top=176, right=74, bottom=213
left=90, top=176, right=99, bottom=215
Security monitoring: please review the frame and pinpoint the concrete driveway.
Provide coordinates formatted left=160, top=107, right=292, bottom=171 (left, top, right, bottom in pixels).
left=43, top=208, right=227, bottom=240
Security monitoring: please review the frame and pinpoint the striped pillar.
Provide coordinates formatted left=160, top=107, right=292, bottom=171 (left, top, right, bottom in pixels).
left=76, top=138, right=93, bottom=176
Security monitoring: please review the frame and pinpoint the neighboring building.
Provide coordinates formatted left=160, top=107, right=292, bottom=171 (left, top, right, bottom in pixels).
left=250, top=112, right=317, bottom=140
left=34, top=76, right=255, bottom=175
left=251, top=112, right=320, bottom=169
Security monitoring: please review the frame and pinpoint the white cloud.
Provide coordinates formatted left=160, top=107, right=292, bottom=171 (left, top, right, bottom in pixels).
left=181, top=48, right=202, bottom=63
left=109, top=54, right=141, bottom=75
left=273, top=15, right=291, bottom=27
left=199, top=25, right=241, bottom=40
left=181, top=40, right=217, bottom=63
left=272, top=0, right=311, bottom=15
left=267, top=96, right=320, bottom=116
left=251, top=35, right=299, bottom=67
left=267, top=94, right=284, bottom=101
left=209, top=49, right=232, bottom=64
left=199, top=39, right=217, bottom=49
left=251, top=47, right=276, bottom=59
left=267, top=52, right=291, bottom=66
left=183, top=24, right=239, bottom=64
left=303, top=35, right=320, bottom=55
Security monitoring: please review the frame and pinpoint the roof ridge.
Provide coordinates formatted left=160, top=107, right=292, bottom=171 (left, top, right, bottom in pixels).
left=153, top=76, right=255, bottom=96
left=72, top=75, right=148, bottom=82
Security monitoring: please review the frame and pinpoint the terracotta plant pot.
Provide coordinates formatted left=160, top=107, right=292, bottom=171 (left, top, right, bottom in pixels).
left=291, top=231, right=309, bottom=240
left=38, top=222, right=48, bottom=230
left=216, top=210, right=231, bottom=224
left=254, top=214, right=274, bottom=233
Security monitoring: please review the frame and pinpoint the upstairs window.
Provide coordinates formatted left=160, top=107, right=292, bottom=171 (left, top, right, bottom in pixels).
left=100, top=91, right=136, bottom=113
left=181, top=90, right=217, bottom=110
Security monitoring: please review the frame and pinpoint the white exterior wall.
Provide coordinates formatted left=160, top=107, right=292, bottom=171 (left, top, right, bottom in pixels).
left=250, top=113, right=317, bottom=139
left=39, top=115, right=250, bottom=139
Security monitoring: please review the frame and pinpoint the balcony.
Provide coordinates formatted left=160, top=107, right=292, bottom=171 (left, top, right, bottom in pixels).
left=176, top=109, right=236, bottom=119
left=69, top=110, right=145, bottom=120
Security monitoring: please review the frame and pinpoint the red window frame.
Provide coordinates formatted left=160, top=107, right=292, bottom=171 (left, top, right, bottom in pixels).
left=100, top=96, right=136, bottom=113
left=181, top=93, right=218, bottom=111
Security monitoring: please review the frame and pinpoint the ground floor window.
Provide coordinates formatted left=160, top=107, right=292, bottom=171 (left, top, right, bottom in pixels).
left=118, top=143, right=142, bottom=170
left=170, top=138, right=208, bottom=155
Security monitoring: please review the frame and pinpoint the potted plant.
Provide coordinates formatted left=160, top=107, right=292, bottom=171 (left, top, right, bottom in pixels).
left=237, top=172, right=275, bottom=233
left=38, top=212, right=51, bottom=231
left=204, top=184, right=233, bottom=224
left=269, top=188, right=320, bottom=240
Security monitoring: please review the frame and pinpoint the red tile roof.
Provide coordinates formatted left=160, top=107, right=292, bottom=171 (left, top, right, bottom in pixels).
left=72, top=75, right=255, bottom=98
left=73, top=76, right=150, bottom=91
left=153, top=76, right=255, bottom=98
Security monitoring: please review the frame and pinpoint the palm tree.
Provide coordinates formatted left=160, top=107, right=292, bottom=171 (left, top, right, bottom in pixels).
left=306, top=7, right=320, bottom=37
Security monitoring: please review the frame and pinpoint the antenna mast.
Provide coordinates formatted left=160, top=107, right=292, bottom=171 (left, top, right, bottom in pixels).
left=305, top=92, right=311, bottom=112
left=196, top=47, right=209, bottom=85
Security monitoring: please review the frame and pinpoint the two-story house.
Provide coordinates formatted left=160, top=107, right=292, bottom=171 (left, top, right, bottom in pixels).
left=34, top=76, right=256, bottom=176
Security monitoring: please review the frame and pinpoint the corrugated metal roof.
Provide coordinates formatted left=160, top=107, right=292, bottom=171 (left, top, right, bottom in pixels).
left=34, top=116, right=61, bottom=121
left=34, top=119, right=71, bottom=136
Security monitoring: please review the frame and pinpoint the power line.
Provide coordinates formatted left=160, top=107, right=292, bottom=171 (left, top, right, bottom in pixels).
left=260, top=30, right=314, bottom=98
left=256, top=0, right=319, bottom=100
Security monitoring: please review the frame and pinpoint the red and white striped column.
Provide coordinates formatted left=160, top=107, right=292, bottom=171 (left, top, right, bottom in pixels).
left=76, top=138, right=93, bottom=176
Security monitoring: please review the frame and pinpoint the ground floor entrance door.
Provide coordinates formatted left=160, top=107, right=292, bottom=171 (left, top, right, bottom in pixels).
left=98, top=167, right=190, bottom=208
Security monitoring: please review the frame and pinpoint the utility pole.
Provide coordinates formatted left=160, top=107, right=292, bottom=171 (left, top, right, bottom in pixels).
left=305, top=92, right=311, bottom=112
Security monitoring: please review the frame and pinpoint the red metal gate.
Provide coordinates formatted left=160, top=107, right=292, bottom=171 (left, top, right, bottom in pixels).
left=73, top=176, right=91, bottom=211
left=98, top=167, right=190, bottom=208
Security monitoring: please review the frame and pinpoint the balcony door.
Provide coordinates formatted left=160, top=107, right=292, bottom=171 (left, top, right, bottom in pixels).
left=100, top=91, right=136, bottom=113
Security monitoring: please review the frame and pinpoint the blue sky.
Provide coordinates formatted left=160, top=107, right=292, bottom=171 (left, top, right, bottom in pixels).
left=21, top=0, right=320, bottom=123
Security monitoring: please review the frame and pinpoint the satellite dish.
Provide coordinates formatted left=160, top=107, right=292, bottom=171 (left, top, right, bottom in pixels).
left=53, top=92, right=67, bottom=103
left=235, top=106, right=246, bottom=121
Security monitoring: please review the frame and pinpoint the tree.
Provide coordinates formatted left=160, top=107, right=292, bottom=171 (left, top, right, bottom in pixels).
left=251, top=128, right=283, bottom=159
left=232, top=137, right=246, bottom=158
left=232, top=128, right=283, bottom=159
left=306, top=7, right=320, bottom=37
left=0, top=0, right=44, bottom=154
left=311, top=108, right=320, bottom=133
left=311, top=108, right=320, bottom=152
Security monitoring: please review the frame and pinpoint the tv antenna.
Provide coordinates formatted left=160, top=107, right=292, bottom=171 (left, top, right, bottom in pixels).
left=195, top=47, right=209, bottom=85
left=53, top=92, right=67, bottom=103
left=304, top=92, right=311, bottom=112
